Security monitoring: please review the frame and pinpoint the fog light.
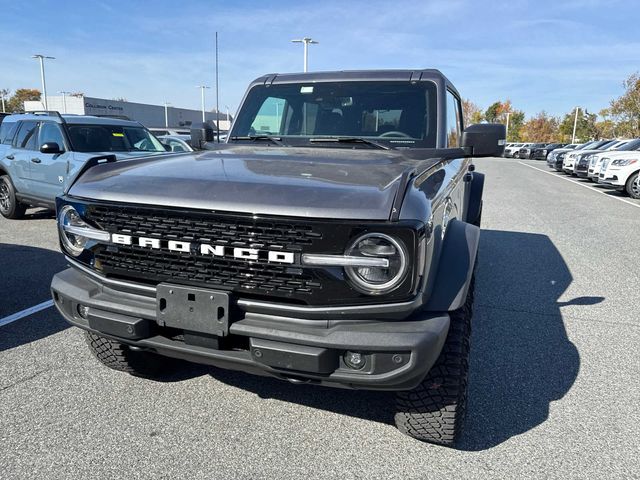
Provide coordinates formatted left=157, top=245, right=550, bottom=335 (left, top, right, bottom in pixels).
left=343, top=351, right=366, bottom=370
left=77, top=304, right=89, bottom=319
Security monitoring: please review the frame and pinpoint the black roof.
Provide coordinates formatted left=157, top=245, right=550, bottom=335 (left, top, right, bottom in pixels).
left=248, top=69, right=459, bottom=96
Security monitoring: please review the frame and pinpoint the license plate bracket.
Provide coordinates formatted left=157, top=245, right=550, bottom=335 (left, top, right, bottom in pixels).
left=156, top=284, right=229, bottom=337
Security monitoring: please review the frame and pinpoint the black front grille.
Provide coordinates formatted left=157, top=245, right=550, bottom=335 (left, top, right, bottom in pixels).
left=85, top=204, right=325, bottom=300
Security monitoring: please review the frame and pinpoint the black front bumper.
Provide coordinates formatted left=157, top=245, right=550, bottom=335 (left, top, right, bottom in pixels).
left=51, top=267, right=450, bottom=391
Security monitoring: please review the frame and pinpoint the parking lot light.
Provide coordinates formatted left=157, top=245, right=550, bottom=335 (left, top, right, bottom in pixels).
left=197, top=86, right=211, bottom=122
left=164, top=101, right=171, bottom=128
left=58, top=91, right=70, bottom=114
left=291, top=37, right=319, bottom=72
left=571, top=107, right=580, bottom=144
left=32, top=54, right=55, bottom=110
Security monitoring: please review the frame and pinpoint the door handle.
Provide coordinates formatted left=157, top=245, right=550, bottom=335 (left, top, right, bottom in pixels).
left=5, top=155, right=14, bottom=160
left=31, top=158, right=42, bottom=164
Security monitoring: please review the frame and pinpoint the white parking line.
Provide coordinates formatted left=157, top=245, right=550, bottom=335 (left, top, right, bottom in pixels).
left=518, top=161, right=640, bottom=210
left=0, top=300, right=54, bottom=327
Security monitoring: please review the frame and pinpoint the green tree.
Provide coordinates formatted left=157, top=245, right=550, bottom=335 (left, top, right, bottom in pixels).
left=484, top=101, right=502, bottom=122
left=506, top=110, right=525, bottom=142
left=607, top=72, right=640, bottom=137
left=559, top=108, right=598, bottom=143
left=5, top=88, right=41, bottom=113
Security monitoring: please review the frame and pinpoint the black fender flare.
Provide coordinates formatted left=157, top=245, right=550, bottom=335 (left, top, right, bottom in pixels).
left=423, top=219, right=480, bottom=312
left=466, top=171, right=484, bottom=225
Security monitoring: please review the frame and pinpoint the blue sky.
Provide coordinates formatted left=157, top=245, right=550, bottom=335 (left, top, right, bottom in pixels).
left=0, top=0, right=637, bottom=119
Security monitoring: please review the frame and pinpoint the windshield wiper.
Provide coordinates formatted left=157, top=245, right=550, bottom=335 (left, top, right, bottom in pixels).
left=229, top=135, right=285, bottom=146
left=309, top=137, right=392, bottom=150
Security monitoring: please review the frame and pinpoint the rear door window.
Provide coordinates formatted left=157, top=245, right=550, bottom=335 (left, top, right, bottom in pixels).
left=14, top=121, right=39, bottom=150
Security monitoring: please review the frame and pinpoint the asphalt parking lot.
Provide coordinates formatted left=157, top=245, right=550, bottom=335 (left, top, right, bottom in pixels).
left=1, top=157, right=639, bottom=479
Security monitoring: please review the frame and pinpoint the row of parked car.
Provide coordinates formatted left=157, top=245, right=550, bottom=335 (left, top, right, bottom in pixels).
left=504, top=140, right=640, bottom=199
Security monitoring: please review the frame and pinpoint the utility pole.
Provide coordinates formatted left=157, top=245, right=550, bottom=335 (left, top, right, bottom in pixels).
left=164, top=101, right=171, bottom=128
left=59, top=91, right=70, bottom=114
left=0, top=89, right=7, bottom=113
left=32, top=54, right=55, bottom=110
left=197, top=86, right=210, bottom=122
left=291, top=37, right=319, bottom=72
left=571, top=107, right=580, bottom=144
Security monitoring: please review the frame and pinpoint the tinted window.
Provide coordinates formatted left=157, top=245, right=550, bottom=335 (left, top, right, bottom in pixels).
left=0, top=121, right=18, bottom=145
left=232, top=81, right=438, bottom=148
left=162, top=138, right=188, bottom=152
left=67, top=125, right=166, bottom=152
left=616, top=139, right=640, bottom=151
left=14, top=121, right=39, bottom=150
left=446, top=90, right=462, bottom=147
left=39, top=122, right=66, bottom=149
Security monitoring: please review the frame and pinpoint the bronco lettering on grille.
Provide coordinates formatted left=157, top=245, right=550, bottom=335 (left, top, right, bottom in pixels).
left=110, top=233, right=295, bottom=264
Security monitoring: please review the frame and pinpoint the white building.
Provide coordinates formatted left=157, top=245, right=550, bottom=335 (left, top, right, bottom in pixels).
left=24, top=95, right=232, bottom=130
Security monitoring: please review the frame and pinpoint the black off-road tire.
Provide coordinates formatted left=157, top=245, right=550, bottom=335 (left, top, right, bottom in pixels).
left=85, top=331, right=180, bottom=379
left=394, top=277, right=474, bottom=447
left=625, top=172, right=640, bottom=199
left=0, top=175, right=26, bottom=219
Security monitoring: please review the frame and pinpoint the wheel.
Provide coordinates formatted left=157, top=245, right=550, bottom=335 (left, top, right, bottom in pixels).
left=85, top=331, right=181, bottom=379
left=513, top=152, right=519, bottom=159
left=625, top=172, right=640, bottom=199
left=394, top=276, right=474, bottom=447
left=0, top=175, right=27, bottom=219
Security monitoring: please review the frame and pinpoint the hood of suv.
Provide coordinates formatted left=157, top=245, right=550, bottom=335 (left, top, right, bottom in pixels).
left=67, top=145, right=433, bottom=220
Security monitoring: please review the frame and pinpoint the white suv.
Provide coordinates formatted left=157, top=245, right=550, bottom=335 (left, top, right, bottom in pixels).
left=504, top=143, right=525, bottom=158
left=588, top=139, right=640, bottom=181
left=562, top=140, right=619, bottom=175
left=599, top=152, right=640, bottom=199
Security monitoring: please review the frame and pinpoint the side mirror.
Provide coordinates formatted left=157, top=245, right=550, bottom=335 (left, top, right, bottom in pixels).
left=190, top=122, right=215, bottom=150
left=40, top=142, right=63, bottom=154
left=461, top=123, right=506, bottom=157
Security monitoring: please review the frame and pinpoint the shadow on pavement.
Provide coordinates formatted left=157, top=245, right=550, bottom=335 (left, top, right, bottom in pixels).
left=210, top=229, right=591, bottom=450
left=459, top=229, right=590, bottom=451
left=0, top=244, right=68, bottom=351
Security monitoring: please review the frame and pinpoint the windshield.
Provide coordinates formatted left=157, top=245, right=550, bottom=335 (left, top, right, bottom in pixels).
left=67, top=124, right=166, bottom=153
left=615, top=138, right=640, bottom=151
left=230, top=81, right=438, bottom=148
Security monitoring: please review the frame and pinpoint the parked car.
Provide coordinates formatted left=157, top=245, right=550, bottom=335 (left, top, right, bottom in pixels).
left=504, top=143, right=524, bottom=158
left=587, top=139, right=640, bottom=181
left=512, top=143, right=534, bottom=158
left=599, top=152, right=640, bottom=198
left=50, top=68, right=506, bottom=447
left=531, top=143, right=567, bottom=160
left=0, top=112, right=168, bottom=219
left=562, top=140, right=615, bottom=175
left=149, top=127, right=192, bottom=136
left=158, top=134, right=193, bottom=152
left=547, top=142, right=600, bottom=171
left=518, top=143, right=546, bottom=159
left=575, top=139, right=632, bottom=178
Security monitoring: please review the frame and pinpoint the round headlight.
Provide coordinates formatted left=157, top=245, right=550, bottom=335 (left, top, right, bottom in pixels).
left=345, top=233, right=408, bottom=295
left=58, top=205, right=88, bottom=257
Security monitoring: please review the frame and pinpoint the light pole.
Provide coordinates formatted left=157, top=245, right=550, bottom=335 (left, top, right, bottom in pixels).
left=505, top=112, right=511, bottom=140
left=163, top=101, right=171, bottom=128
left=571, top=106, right=580, bottom=143
left=197, top=86, right=210, bottom=122
left=58, top=91, right=70, bottom=114
left=224, top=104, right=231, bottom=128
left=291, top=37, right=319, bottom=72
left=0, top=89, right=7, bottom=113
left=32, top=54, right=55, bottom=110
